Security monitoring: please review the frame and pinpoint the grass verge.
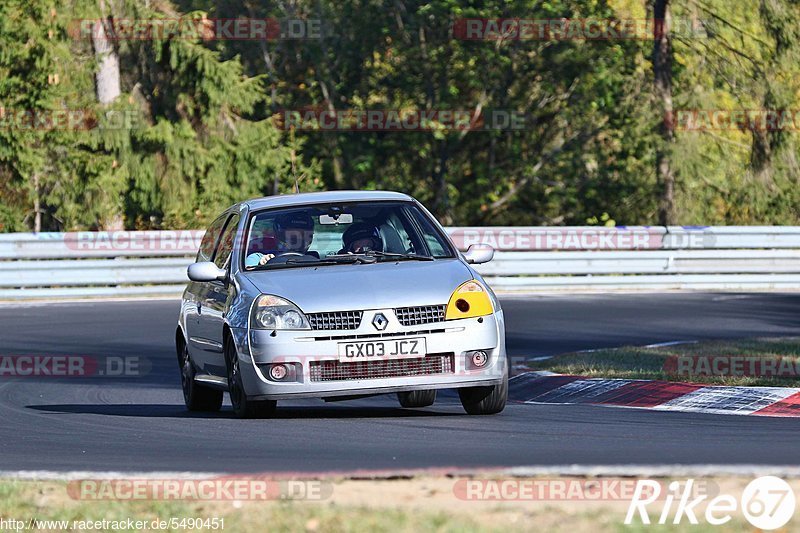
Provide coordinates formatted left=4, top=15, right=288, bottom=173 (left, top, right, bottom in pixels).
left=0, top=477, right=777, bottom=533
left=1, top=479, right=491, bottom=533
left=527, top=337, right=800, bottom=387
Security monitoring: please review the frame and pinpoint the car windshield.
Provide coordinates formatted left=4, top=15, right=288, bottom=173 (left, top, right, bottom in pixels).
left=243, top=201, right=455, bottom=270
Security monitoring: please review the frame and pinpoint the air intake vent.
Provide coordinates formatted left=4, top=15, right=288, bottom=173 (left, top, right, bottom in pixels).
left=394, top=305, right=446, bottom=326
left=309, top=354, right=454, bottom=382
left=307, top=311, right=363, bottom=330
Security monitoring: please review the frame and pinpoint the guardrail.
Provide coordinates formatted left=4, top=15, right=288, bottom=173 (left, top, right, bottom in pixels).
left=1, top=226, right=799, bottom=299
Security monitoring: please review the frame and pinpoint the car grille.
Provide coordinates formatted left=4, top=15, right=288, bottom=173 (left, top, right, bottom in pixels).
left=310, top=328, right=446, bottom=342
left=309, top=353, right=454, bottom=382
left=394, top=305, right=446, bottom=326
left=307, top=311, right=363, bottom=330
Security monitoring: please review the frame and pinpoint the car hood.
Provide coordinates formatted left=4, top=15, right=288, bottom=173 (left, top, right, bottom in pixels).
left=241, top=259, right=474, bottom=313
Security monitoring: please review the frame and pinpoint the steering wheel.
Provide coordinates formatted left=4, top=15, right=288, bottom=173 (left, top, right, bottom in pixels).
left=266, top=252, right=309, bottom=265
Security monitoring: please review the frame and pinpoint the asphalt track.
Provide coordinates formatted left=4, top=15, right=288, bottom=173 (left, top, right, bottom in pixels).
left=1, top=293, right=799, bottom=473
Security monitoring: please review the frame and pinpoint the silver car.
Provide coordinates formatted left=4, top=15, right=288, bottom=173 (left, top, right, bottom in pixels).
left=176, top=190, right=507, bottom=418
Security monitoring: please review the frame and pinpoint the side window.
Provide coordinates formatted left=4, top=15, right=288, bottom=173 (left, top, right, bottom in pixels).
left=196, top=215, right=228, bottom=263
left=421, top=231, right=448, bottom=257
left=409, top=207, right=452, bottom=257
left=213, top=214, right=240, bottom=269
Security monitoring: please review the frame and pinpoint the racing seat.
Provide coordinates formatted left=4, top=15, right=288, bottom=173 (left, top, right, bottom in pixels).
left=378, top=223, right=407, bottom=254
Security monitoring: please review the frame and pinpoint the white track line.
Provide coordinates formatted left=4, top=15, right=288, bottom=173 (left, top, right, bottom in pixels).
left=0, top=296, right=179, bottom=307
left=4, top=465, right=800, bottom=480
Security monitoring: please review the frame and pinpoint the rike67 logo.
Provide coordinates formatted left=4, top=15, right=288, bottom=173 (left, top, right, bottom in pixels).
left=625, top=476, right=796, bottom=530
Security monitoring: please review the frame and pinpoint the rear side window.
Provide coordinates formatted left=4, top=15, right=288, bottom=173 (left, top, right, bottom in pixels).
left=213, top=214, right=241, bottom=269
left=196, top=215, right=229, bottom=263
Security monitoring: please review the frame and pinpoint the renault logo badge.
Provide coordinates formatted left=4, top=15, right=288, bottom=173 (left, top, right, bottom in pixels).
left=372, top=313, right=388, bottom=331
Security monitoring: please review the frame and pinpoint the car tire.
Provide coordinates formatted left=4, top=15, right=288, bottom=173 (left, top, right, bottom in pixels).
left=177, top=338, right=223, bottom=412
left=225, top=336, right=277, bottom=419
left=397, top=389, right=436, bottom=408
left=458, top=364, right=508, bottom=415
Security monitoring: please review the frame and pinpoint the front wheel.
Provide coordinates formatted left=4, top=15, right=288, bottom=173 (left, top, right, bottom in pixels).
left=225, top=336, right=276, bottom=419
left=397, top=389, right=436, bottom=408
left=178, top=339, right=223, bottom=412
left=458, top=365, right=508, bottom=415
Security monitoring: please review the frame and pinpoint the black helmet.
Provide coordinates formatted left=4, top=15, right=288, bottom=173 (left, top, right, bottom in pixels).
left=343, top=223, right=383, bottom=253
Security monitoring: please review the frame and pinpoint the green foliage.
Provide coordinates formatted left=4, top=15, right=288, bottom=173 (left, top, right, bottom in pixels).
left=0, top=0, right=316, bottom=231
left=193, top=0, right=662, bottom=225
left=668, top=0, right=800, bottom=223
left=0, top=0, right=798, bottom=230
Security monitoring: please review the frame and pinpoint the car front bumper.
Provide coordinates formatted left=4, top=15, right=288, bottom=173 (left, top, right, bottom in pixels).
left=230, top=310, right=506, bottom=400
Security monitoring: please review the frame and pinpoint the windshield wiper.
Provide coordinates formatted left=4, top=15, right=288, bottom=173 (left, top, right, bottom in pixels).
left=285, top=258, right=349, bottom=265
left=323, top=254, right=378, bottom=264
left=249, top=258, right=344, bottom=271
left=250, top=252, right=432, bottom=271
left=365, top=251, right=435, bottom=261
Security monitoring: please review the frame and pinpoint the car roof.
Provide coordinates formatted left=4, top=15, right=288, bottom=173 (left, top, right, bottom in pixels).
left=238, top=190, right=414, bottom=212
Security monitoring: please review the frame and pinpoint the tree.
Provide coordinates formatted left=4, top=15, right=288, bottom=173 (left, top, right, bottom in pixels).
left=0, top=0, right=316, bottom=231
left=651, top=0, right=676, bottom=225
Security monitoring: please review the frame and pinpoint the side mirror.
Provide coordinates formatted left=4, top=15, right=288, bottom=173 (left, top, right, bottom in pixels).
left=187, top=262, right=228, bottom=282
left=463, top=244, right=494, bottom=265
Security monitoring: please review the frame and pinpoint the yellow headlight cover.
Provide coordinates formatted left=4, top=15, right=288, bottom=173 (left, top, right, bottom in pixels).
left=445, top=281, right=494, bottom=320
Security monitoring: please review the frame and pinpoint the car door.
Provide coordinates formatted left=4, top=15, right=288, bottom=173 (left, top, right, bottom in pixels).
left=195, top=212, right=240, bottom=376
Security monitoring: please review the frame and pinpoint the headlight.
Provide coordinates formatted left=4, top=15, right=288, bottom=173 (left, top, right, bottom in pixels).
left=251, top=295, right=311, bottom=330
left=445, top=280, right=494, bottom=320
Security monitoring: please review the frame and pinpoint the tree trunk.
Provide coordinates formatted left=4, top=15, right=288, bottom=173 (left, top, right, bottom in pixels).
left=432, top=141, right=452, bottom=224
left=317, top=84, right=345, bottom=188
left=652, top=0, right=676, bottom=225
left=750, top=125, right=772, bottom=183
left=92, top=1, right=120, bottom=104
left=33, top=172, right=41, bottom=234
left=313, top=0, right=346, bottom=188
left=91, top=0, right=123, bottom=230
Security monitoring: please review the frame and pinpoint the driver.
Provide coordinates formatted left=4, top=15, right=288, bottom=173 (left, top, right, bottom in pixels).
left=245, top=212, right=315, bottom=267
left=341, top=223, right=384, bottom=254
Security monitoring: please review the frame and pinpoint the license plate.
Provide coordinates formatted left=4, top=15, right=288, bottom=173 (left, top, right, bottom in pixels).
left=338, top=338, right=426, bottom=362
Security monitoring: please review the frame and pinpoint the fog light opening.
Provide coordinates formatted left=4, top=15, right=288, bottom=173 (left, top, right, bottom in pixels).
left=471, top=351, right=488, bottom=368
left=269, top=364, right=288, bottom=381
left=456, top=299, right=470, bottom=313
